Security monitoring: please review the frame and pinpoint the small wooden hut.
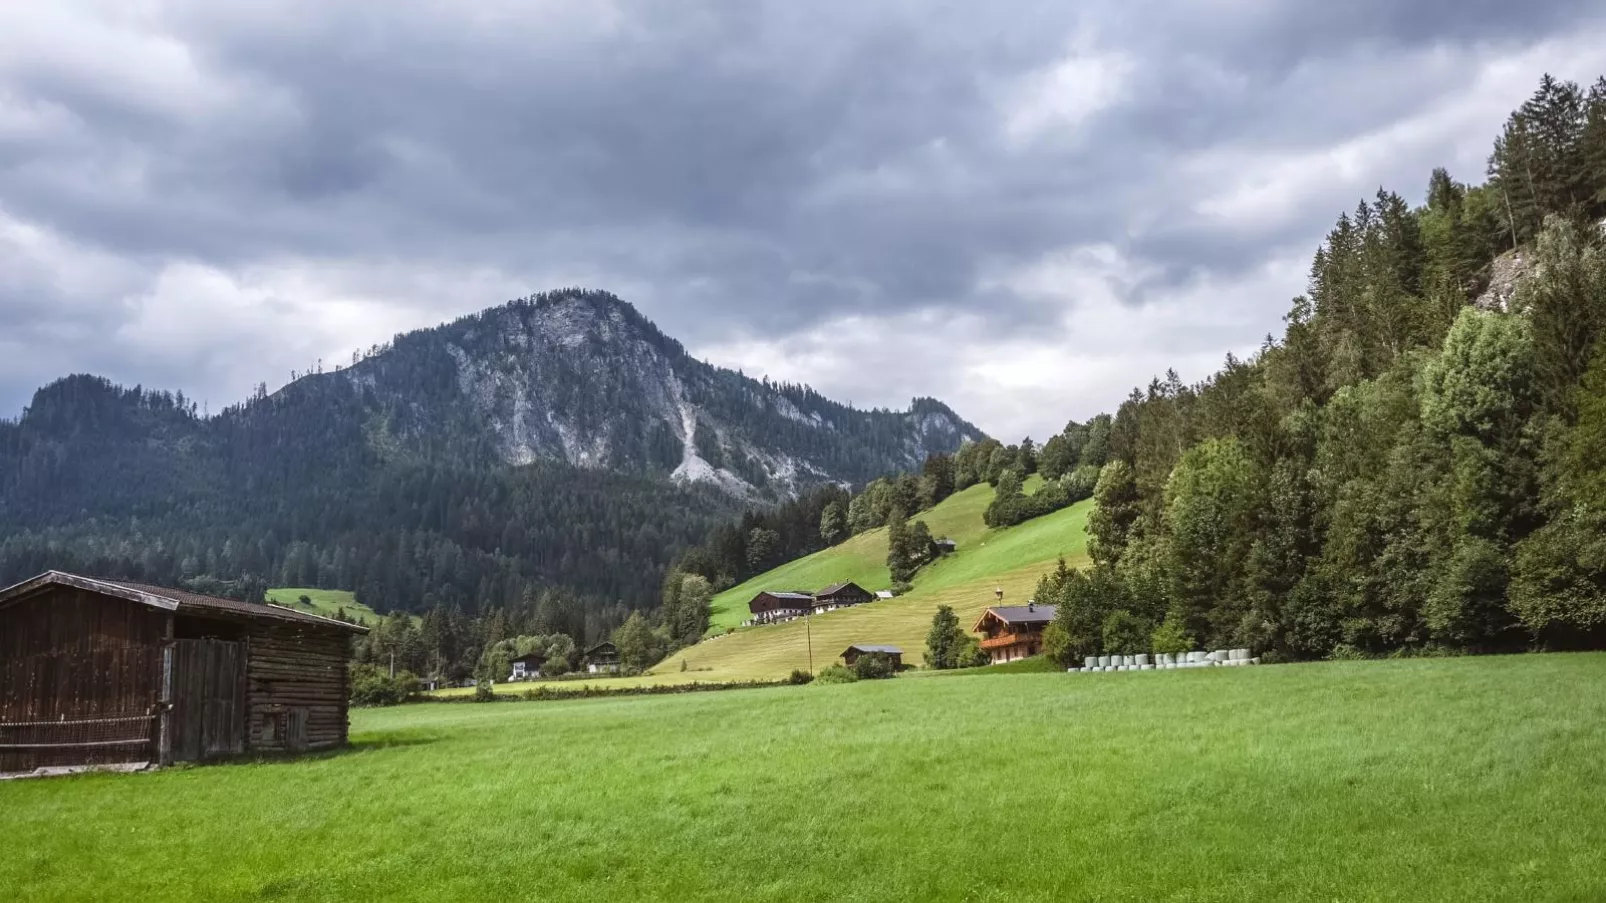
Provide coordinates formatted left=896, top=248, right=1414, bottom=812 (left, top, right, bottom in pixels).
left=0, top=571, right=366, bottom=775
left=841, top=644, right=903, bottom=668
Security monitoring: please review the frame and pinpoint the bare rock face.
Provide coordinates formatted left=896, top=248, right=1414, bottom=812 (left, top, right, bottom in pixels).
left=1474, top=250, right=1529, bottom=313
left=334, top=289, right=985, bottom=498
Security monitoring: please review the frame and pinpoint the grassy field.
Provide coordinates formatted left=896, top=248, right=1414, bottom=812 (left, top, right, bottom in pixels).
left=4, top=654, right=1604, bottom=901
left=265, top=587, right=415, bottom=626
left=661, top=491, right=1093, bottom=680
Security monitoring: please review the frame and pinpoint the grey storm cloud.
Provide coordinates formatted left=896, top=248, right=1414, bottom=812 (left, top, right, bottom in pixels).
left=3, top=0, right=1606, bottom=435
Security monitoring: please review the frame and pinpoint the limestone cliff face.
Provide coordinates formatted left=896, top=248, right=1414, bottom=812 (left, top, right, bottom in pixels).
left=333, top=289, right=984, bottom=497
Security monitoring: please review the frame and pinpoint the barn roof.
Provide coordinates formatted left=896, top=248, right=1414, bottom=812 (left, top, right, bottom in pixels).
left=842, top=644, right=902, bottom=655
left=585, top=641, right=618, bottom=655
left=0, top=571, right=368, bottom=633
left=757, top=591, right=814, bottom=601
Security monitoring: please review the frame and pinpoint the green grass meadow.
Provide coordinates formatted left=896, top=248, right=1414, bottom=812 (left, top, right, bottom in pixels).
left=5, top=654, right=1604, bottom=901
left=264, top=587, right=413, bottom=626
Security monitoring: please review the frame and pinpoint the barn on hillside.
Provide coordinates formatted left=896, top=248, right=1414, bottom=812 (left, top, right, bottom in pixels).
left=0, top=571, right=367, bottom=776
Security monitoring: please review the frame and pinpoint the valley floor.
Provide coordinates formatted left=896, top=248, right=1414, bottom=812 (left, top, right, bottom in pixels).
left=4, top=654, right=1604, bottom=901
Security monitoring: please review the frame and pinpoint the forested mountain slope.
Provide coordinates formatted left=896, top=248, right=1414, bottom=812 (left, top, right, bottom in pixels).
left=1027, top=73, right=1606, bottom=662
left=657, top=73, right=1606, bottom=679
left=0, top=290, right=981, bottom=632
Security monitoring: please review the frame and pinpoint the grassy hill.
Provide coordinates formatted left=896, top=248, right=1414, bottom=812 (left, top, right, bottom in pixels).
left=8, top=655, right=1604, bottom=900
left=672, top=478, right=1093, bottom=679
left=264, top=587, right=410, bottom=626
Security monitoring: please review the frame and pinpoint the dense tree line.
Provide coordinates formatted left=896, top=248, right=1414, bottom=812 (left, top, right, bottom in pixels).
left=1040, top=74, right=1606, bottom=665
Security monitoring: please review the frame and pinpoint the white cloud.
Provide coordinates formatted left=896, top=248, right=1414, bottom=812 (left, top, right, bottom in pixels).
left=999, top=40, right=1135, bottom=148
left=1191, top=35, right=1606, bottom=226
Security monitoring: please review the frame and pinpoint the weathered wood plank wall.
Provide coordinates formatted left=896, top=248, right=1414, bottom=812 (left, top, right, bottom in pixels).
left=244, top=624, right=351, bottom=753
left=0, top=588, right=166, bottom=772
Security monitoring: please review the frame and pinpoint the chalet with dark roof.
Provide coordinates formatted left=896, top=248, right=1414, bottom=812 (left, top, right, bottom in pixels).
left=748, top=591, right=814, bottom=624
left=584, top=641, right=621, bottom=674
left=812, top=581, right=874, bottom=613
left=509, top=651, right=547, bottom=681
left=0, top=571, right=366, bottom=776
left=972, top=602, right=1058, bottom=664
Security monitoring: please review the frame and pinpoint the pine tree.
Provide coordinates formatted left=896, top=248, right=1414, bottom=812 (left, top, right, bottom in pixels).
left=924, top=605, right=967, bottom=670
left=1586, top=77, right=1606, bottom=207
left=886, top=508, right=914, bottom=591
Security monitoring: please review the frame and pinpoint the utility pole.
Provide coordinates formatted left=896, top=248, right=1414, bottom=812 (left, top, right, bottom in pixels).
left=806, top=613, right=814, bottom=675
left=389, top=650, right=395, bottom=679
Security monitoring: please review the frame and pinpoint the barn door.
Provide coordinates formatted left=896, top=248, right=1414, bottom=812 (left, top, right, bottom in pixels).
left=168, top=639, right=246, bottom=762
left=0, top=644, right=160, bottom=774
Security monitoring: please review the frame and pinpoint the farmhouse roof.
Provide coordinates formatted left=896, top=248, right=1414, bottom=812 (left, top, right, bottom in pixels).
left=0, top=570, right=368, bottom=633
left=972, top=604, right=1057, bottom=632
left=842, top=644, right=902, bottom=655
left=585, top=641, right=618, bottom=655
left=510, top=651, right=548, bottom=665
left=817, top=582, right=864, bottom=596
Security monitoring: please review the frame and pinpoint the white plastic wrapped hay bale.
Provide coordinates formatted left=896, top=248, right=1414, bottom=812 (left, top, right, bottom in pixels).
left=1135, top=654, right=1151, bottom=666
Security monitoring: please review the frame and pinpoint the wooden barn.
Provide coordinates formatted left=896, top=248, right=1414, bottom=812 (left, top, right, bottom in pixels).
left=0, top=571, right=366, bottom=776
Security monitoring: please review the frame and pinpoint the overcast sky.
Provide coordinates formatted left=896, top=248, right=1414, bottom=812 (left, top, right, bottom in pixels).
left=4, top=1, right=1606, bottom=440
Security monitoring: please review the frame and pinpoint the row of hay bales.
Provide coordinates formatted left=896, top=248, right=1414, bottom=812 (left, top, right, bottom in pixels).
left=1073, top=650, right=1260, bottom=672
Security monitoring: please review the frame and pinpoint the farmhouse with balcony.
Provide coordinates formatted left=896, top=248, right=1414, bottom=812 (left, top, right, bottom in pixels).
left=747, top=591, right=814, bottom=624
left=812, top=582, right=874, bottom=613
left=509, top=651, right=547, bottom=681
left=0, top=571, right=366, bottom=776
left=973, top=603, right=1058, bottom=664
left=584, top=641, right=621, bottom=674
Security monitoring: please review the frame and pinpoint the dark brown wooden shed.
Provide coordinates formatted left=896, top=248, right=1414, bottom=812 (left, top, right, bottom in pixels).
left=841, top=644, right=903, bottom=668
left=0, top=571, right=367, bottom=776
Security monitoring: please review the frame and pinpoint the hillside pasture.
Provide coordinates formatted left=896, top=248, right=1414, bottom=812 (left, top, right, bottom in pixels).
left=704, top=478, right=1047, bottom=632
left=3, top=655, right=1603, bottom=901
left=265, top=587, right=409, bottom=626
left=671, top=493, right=1092, bottom=679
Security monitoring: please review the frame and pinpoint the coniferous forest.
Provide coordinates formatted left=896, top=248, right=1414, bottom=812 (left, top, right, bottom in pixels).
left=1033, top=74, right=1606, bottom=662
